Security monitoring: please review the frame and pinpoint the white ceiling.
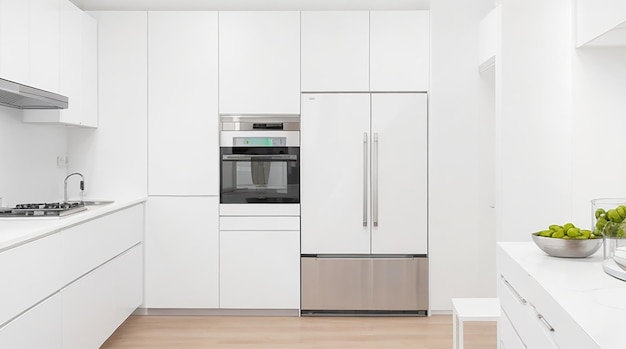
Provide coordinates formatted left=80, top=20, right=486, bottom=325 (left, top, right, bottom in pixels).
left=69, top=0, right=430, bottom=11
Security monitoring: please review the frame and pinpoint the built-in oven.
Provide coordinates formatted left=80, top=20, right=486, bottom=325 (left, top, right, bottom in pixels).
left=220, top=116, right=300, bottom=204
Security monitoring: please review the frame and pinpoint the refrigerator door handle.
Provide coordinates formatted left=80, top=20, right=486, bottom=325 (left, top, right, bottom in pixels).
left=373, top=132, right=379, bottom=227
left=363, top=132, right=368, bottom=227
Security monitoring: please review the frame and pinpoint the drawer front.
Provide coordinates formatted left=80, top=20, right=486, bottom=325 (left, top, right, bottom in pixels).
left=63, top=204, right=144, bottom=284
left=220, top=216, right=300, bottom=231
left=500, top=276, right=558, bottom=349
left=0, top=233, right=63, bottom=326
left=499, top=309, right=526, bottom=349
left=0, top=292, right=62, bottom=349
left=219, top=204, right=300, bottom=216
left=498, top=248, right=600, bottom=349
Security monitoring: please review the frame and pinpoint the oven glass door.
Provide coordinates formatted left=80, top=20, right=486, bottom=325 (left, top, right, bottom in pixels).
left=220, top=147, right=300, bottom=204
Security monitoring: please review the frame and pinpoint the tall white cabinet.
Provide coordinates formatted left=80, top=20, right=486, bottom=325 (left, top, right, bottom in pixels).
left=148, top=11, right=219, bottom=196
left=218, top=11, right=300, bottom=115
left=145, top=197, right=219, bottom=308
left=301, top=93, right=428, bottom=255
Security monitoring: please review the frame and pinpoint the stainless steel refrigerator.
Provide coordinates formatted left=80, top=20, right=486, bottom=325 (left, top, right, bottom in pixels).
left=300, top=93, right=428, bottom=315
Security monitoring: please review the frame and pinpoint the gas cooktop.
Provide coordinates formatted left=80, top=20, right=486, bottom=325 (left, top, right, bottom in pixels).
left=0, top=202, right=87, bottom=218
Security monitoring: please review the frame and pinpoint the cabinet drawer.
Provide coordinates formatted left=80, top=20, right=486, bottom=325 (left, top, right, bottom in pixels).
left=499, top=308, right=525, bottom=349
left=500, top=276, right=558, bottom=349
left=0, top=292, right=62, bottom=349
left=0, top=233, right=63, bottom=326
left=220, top=216, right=300, bottom=231
left=63, top=204, right=144, bottom=284
left=497, top=248, right=600, bottom=349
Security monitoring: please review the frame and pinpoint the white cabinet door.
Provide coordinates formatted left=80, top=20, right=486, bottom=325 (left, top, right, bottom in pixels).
left=218, top=11, right=300, bottom=115
left=63, top=245, right=142, bottom=349
left=29, top=0, right=59, bottom=93
left=370, top=11, right=429, bottom=92
left=371, top=93, right=428, bottom=254
left=301, top=11, right=369, bottom=92
left=300, top=93, right=371, bottom=254
left=0, top=234, right=63, bottom=326
left=0, top=293, right=62, bottom=349
left=144, top=196, right=219, bottom=308
left=148, top=11, right=219, bottom=196
left=63, top=204, right=143, bottom=285
left=220, top=230, right=300, bottom=309
left=0, top=0, right=29, bottom=84
left=499, top=311, right=526, bottom=349
left=23, top=2, right=98, bottom=127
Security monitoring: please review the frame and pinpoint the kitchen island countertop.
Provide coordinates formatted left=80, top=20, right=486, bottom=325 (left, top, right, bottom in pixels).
left=0, top=197, right=146, bottom=252
left=499, top=241, right=626, bottom=349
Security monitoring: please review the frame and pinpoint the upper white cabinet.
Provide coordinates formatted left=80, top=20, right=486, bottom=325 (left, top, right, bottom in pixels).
left=370, top=11, right=429, bottom=92
left=301, top=11, right=429, bottom=92
left=23, top=0, right=98, bottom=127
left=218, top=11, right=300, bottom=115
left=148, top=11, right=219, bottom=196
left=577, top=0, right=626, bottom=47
left=301, top=11, right=370, bottom=92
left=0, top=0, right=30, bottom=85
left=29, top=0, right=60, bottom=93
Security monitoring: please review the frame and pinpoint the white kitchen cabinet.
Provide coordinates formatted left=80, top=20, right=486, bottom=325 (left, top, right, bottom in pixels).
left=219, top=211, right=300, bottom=309
left=148, top=11, right=218, bottom=196
left=29, top=0, right=59, bottom=93
left=0, top=293, right=63, bottom=349
left=499, top=311, right=526, bottom=349
left=0, top=0, right=29, bottom=85
left=144, top=197, right=219, bottom=308
left=301, top=11, right=369, bottom=92
left=23, top=0, right=98, bottom=127
left=301, top=93, right=428, bottom=255
left=370, top=11, right=429, bottom=92
left=497, top=244, right=601, bottom=349
left=63, top=245, right=142, bottom=349
left=577, top=0, right=626, bottom=47
left=0, top=233, right=63, bottom=327
left=63, top=204, right=143, bottom=285
left=218, top=11, right=300, bottom=115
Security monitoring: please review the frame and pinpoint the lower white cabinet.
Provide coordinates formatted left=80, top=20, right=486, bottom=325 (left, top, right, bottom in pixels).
left=219, top=230, right=300, bottom=309
left=144, top=196, right=219, bottom=308
left=497, top=244, right=600, bottom=349
left=0, top=203, right=144, bottom=349
left=0, top=293, right=63, bottom=349
left=63, top=245, right=142, bottom=349
left=219, top=207, right=300, bottom=310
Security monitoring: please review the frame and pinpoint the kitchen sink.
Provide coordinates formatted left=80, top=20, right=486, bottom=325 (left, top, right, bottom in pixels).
left=80, top=200, right=114, bottom=206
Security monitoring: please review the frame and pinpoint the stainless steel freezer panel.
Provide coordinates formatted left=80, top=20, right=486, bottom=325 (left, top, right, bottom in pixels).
left=301, top=256, right=428, bottom=315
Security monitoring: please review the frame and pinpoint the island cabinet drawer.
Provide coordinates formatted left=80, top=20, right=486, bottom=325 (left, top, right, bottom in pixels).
left=0, top=233, right=63, bottom=326
left=63, top=204, right=144, bottom=285
left=499, top=275, right=558, bottom=349
left=497, top=248, right=601, bottom=349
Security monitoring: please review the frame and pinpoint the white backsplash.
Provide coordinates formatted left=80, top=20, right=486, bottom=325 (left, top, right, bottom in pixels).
left=0, top=107, right=68, bottom=206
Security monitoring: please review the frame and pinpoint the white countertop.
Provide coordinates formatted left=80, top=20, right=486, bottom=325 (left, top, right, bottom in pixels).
left=0, top=197, right=146, bottom=252
left=499, top=241, right=626, bottom=349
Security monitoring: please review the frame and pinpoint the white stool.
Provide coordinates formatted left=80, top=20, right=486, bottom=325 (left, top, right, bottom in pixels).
left=451, top=298, right=500, bottom=349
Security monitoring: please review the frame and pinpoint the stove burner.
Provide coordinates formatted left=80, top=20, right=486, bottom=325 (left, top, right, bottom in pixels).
left=2, top=202, right=87, bottom=218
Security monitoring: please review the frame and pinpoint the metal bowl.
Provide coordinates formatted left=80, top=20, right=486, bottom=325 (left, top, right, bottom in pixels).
left=531, top=233, right=603, bottom=258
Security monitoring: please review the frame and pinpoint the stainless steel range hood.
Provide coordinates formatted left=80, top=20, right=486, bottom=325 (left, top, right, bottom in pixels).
left=0, top=78, right=68, bottom=109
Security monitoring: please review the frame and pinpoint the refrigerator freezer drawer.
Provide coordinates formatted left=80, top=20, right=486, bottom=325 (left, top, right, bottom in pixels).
left=301, top=256, right=428, bottom=315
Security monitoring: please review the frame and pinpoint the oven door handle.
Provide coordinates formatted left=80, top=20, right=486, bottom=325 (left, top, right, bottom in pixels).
left=222, top=154, right=298, bottom=161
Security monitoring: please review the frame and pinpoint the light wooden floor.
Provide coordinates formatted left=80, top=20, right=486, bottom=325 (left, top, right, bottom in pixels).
left=101, top=315, right=497, bottom=349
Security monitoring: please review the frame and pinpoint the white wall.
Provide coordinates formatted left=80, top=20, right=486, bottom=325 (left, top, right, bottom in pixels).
left=429, top=0, right=495, bottom=312
left=496, top=0, right=574, bottom=241
left=572, top=48, right=626, bottom=226
left=0, top=108, right=67, bottom=206
left=67, top=11, right=148, bottom=201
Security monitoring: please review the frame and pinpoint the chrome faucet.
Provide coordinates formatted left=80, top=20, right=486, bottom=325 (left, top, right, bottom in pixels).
left=64, top=173, right=85, bottom=203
